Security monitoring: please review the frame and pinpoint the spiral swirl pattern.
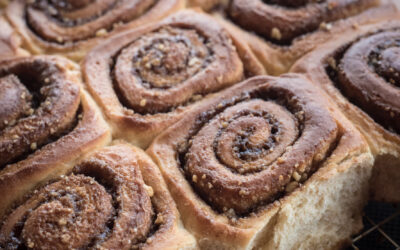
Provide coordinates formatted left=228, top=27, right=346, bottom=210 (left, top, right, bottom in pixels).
left=153, top=75, right=340, bottom=216
left=0, top=56, right=80, bottom=168
left=5, top=0, right=183, bottom=60
left=83, top=10, right=263, bottom=147
left=13, top=0, right=156, bottom=44
left=331, top=29, right=400, bottom=134
left=0, top=145, right=162, bottom=249
left=113, top=26, right=216, bottom=114
left=229, top=0, right=378, bottom=44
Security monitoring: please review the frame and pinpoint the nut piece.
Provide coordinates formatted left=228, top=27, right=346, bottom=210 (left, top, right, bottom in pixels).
left=271, top=27, right=282, bottom=40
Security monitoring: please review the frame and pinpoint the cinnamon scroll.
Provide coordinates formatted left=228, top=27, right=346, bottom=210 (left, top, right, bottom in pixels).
left=291, top=20, right=400, bottom=203
left=0, top=56, right=110, bottom=218
left=83, top=10, right=265, bottom=148
left=5, top=0, right=184, bottom=61
left=0, top=143, right=196, bottom=249
left=147, top=75, right=373, bottom=249
left=210, top=0, right=396, bottom=75
left=0, top=13, right=28, bottom=59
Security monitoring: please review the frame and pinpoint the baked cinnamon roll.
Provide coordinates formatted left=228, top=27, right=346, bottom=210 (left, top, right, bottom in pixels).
left=0, top=13, right=29, bottom=59
left=5, top=0, right=184, bottom=61
left=292, top=19, right=400, bottom=203
left=147, top=75, right=373, bottom=249
left=0, top=143, right=196, bottom=249
left=83, top=9, right=265, bottom=148
left=210, top=0, right=397, bottom=75
left=0, top=55, right=111, bottom=218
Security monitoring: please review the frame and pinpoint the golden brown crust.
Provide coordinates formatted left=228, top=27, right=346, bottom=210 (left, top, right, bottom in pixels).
left=213, top=1, right=397, bottom=75
left=147, top=74, right=372, bottom=249
left=83, top=9, right=265, bottom=149
left=5, top=0, right=184, bottom=61
left=0, top=57, right=81, bottom=166
left=0, top=0, right=8, bottom=9
left=0, top=55, right=111, bottom=219
left=185, top=0, right=227, bottom=11
left=123, top=143, right=197, bottom=250
left=291, top=19, right=400, bottom=203
left=229, top=0, right=379, bottom=43
left=0, top=143, right=196, bottom=250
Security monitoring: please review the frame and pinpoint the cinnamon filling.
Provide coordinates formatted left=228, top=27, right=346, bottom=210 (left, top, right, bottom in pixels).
left=0, top=58, right=80, bottom=168
left=104, top=22, right=243, bottom=115
left=263, top=0, right=325, bottom=8
left=0, top=152, right=157, bottom=249
left=112, top=27, right=214, bottom=114
left=326, top=29, right=400, bottom=134
left=177, top=81, right=340, bottom=216
left=24, top=0, right=157, bottom=43
left=228, top=0, right=378, bottom=45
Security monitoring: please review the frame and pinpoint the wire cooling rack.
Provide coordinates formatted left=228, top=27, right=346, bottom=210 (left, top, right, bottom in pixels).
left=347, top=201, right=400, bottom=250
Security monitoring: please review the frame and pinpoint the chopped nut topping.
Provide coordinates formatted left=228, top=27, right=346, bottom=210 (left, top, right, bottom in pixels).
left=285, top=181, right=299, bottom=193
left=319, top=22, right=332, bottom=31
left=96, top=28, right=108, bottom=37
left=140, top=99, right=147, bottom=107
left=30, top=142, right=37, bottom=150
left=61, top=234, right=71, bottom=243
left=226, top=208, right=236, bottom=217
left=293, top=171, right=301, bottom=182
left=192, top=174, right=198, bottom=183
left=191, top=94, right=202, bottom=101
left=144, top=185, right=154, bottom=197
left=155, top=213, right=164, bottom=224
left=327, top=57, right=337, bottom=70
left=277, top=157, right=285, bottom=164
left=27, top=239, right=34, bottom=248
left=271, top=27, right=282, bottom=40
left=58, top=218, right=67, bottom=226
left=188, top=57, right=201, bottom=66
left=157, top=44, right=165, bottom=50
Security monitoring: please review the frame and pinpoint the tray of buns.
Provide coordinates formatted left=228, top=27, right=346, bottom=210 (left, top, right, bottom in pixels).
left=0, top=0, right=399, bottom=249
